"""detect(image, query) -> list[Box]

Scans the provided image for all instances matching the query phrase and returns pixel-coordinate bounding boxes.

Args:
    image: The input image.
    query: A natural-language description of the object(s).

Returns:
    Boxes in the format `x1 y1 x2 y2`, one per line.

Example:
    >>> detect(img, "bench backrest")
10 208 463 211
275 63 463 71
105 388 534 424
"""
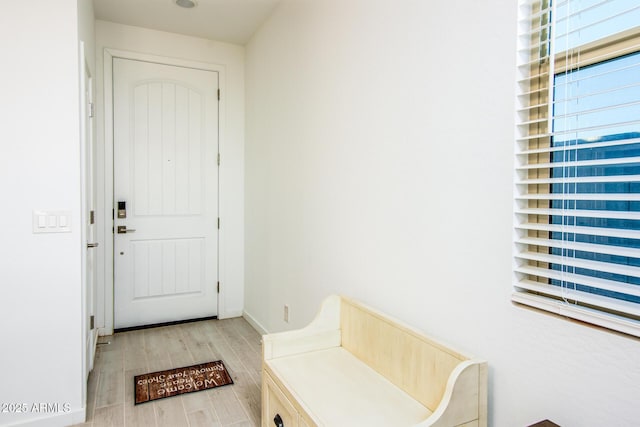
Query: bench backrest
340 297 467 412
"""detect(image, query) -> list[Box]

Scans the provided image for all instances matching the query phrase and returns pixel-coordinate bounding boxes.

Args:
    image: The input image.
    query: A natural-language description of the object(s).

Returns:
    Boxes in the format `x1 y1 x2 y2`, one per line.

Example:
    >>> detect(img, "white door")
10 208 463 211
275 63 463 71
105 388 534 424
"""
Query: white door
83 60 98 373
113 58 219 329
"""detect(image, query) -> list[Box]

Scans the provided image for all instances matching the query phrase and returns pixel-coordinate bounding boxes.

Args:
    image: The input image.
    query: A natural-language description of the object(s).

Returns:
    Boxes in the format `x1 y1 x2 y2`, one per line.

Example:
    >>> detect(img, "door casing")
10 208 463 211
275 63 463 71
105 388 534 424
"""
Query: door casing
99 49 227 335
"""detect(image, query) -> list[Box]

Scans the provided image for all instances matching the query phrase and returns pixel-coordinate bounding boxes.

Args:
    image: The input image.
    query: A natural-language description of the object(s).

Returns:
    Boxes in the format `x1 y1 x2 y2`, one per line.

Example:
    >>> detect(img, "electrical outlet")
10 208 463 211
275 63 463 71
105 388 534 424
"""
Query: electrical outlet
284 305 289 323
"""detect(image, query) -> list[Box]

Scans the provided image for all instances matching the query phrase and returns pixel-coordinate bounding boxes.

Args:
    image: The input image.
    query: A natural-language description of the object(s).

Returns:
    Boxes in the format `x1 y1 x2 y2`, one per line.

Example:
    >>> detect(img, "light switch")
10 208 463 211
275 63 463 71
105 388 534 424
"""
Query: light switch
33 210 72 233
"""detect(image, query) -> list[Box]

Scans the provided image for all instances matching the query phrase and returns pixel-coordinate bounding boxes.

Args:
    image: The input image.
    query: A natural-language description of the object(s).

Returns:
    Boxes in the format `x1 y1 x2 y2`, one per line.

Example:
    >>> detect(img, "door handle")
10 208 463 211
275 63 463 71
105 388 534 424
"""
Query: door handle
117 226 136 234
273 414 283 427
87 242 99 248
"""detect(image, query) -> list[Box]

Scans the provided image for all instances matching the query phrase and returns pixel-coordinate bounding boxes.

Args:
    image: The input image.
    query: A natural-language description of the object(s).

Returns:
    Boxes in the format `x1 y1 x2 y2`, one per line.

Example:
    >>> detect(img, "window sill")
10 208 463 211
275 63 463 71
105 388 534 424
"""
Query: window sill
512 292 640 339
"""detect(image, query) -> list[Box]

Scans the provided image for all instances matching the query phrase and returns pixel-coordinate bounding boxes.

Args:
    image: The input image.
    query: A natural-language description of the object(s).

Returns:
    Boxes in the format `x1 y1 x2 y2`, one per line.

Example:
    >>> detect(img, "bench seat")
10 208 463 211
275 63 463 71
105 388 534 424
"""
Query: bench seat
266 346 432 426
261 295 487 427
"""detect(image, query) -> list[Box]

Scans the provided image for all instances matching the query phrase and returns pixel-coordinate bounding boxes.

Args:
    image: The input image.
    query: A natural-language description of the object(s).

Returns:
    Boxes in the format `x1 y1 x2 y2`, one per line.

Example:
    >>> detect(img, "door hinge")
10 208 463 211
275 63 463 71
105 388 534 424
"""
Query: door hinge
88 102 94 118
217 218 220 229
217 89 220 101
217 153 220 166
89 210 95 225
217 281 220 293
90 315 95 330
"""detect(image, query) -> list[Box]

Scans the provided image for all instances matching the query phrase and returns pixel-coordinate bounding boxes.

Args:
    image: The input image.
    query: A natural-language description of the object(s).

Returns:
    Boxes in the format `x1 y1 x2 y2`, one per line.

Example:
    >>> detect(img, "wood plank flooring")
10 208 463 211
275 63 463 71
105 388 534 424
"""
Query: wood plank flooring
74 317 262 427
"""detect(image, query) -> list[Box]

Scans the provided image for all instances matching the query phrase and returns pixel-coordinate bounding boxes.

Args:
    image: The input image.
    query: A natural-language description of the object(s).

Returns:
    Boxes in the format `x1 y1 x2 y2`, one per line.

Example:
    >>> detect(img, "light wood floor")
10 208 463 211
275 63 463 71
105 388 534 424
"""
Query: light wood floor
74 317 263 427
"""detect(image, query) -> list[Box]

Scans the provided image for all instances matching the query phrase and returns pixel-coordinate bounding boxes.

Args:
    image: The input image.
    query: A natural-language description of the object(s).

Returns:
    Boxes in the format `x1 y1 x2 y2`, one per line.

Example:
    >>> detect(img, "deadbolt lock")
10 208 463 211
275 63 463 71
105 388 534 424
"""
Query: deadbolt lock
117 201 127 219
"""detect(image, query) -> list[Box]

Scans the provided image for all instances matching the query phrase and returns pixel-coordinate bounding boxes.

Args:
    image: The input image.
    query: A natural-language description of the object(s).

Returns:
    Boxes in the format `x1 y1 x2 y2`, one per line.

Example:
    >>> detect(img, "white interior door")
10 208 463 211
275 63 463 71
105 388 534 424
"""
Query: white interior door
83 59 98 374
113 58 219 329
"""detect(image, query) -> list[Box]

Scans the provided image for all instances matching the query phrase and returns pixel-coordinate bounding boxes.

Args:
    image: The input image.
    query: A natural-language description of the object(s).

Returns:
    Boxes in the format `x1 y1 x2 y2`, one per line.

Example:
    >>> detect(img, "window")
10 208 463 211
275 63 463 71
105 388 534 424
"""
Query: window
514 0 640 336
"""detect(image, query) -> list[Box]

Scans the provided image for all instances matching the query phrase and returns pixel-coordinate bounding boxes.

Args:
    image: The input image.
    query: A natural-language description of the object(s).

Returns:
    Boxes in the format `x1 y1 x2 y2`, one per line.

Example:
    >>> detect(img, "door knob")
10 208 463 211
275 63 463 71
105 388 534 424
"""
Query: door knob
117 226 136 234
87 242 99 248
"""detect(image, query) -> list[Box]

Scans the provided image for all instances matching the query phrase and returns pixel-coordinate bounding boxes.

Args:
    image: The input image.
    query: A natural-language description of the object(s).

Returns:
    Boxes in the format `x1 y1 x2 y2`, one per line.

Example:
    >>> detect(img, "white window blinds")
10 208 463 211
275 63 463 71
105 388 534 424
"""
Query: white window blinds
514 0 640 336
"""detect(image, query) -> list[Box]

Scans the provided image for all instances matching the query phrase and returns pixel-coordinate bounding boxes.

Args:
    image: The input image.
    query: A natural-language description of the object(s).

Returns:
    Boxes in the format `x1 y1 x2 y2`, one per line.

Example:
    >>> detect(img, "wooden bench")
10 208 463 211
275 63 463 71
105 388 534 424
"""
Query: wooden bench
261 295 488 427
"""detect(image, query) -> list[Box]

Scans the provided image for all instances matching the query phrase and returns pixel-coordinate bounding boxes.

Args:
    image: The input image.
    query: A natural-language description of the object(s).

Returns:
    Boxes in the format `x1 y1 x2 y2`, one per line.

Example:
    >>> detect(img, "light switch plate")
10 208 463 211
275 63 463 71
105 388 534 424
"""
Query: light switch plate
33 210 72 233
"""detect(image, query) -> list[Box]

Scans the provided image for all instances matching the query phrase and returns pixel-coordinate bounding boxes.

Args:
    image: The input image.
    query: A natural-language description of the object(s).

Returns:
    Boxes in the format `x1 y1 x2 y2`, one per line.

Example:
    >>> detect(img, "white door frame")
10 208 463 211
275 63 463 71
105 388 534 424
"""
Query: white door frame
100 48 227 335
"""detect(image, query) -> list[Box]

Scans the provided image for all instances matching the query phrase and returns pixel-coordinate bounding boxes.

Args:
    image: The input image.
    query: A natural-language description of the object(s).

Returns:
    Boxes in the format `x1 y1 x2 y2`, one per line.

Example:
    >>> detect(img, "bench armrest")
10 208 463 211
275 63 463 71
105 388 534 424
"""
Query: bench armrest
263 295 342 360
417 359 488 427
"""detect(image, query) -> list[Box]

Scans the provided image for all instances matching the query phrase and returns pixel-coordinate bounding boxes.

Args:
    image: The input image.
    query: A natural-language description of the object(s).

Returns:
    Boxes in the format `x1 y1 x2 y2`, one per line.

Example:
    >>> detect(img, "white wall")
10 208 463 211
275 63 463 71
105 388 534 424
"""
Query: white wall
0 0 91 425
95 21 245 328
244 1 640 426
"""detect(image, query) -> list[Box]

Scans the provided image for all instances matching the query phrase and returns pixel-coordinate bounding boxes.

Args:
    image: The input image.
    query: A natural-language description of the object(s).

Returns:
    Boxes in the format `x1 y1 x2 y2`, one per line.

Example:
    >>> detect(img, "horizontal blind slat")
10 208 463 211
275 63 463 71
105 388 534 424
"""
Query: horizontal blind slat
514 265 640 297
515 223 640 239
517 117 550 127
514 279 640 316
552 100 640 121
517 71 550 83
517 174 640 185
551 118 640 137
516 133 552 142
518 137 640 155
517 193 640 202
516 155 640 169
516 236 640 258
515 208 640 221
517 102 548 113
517 251 640 277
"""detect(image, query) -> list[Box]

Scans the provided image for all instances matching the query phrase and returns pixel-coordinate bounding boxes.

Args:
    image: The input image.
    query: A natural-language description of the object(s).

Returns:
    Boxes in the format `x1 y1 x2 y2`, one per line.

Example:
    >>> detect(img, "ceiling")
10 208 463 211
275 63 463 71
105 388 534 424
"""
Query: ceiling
93 0 281 45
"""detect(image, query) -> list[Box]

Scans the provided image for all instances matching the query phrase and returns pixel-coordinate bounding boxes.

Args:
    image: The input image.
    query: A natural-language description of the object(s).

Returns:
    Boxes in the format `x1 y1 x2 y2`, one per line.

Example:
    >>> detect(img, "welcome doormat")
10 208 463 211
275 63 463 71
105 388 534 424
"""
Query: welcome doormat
134 360 233 404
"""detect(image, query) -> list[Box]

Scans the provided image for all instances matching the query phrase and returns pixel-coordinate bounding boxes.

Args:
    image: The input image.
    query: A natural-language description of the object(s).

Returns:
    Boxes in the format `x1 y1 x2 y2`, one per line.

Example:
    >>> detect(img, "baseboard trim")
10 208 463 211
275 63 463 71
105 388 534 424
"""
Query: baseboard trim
218 310 243 320
243 310 268 335
6 407 85 427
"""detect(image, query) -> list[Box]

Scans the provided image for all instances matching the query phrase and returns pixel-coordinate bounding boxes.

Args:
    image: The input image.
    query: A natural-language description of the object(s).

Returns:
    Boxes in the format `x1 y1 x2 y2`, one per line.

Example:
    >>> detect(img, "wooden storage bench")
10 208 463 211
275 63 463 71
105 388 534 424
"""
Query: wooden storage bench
261 295 487 427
